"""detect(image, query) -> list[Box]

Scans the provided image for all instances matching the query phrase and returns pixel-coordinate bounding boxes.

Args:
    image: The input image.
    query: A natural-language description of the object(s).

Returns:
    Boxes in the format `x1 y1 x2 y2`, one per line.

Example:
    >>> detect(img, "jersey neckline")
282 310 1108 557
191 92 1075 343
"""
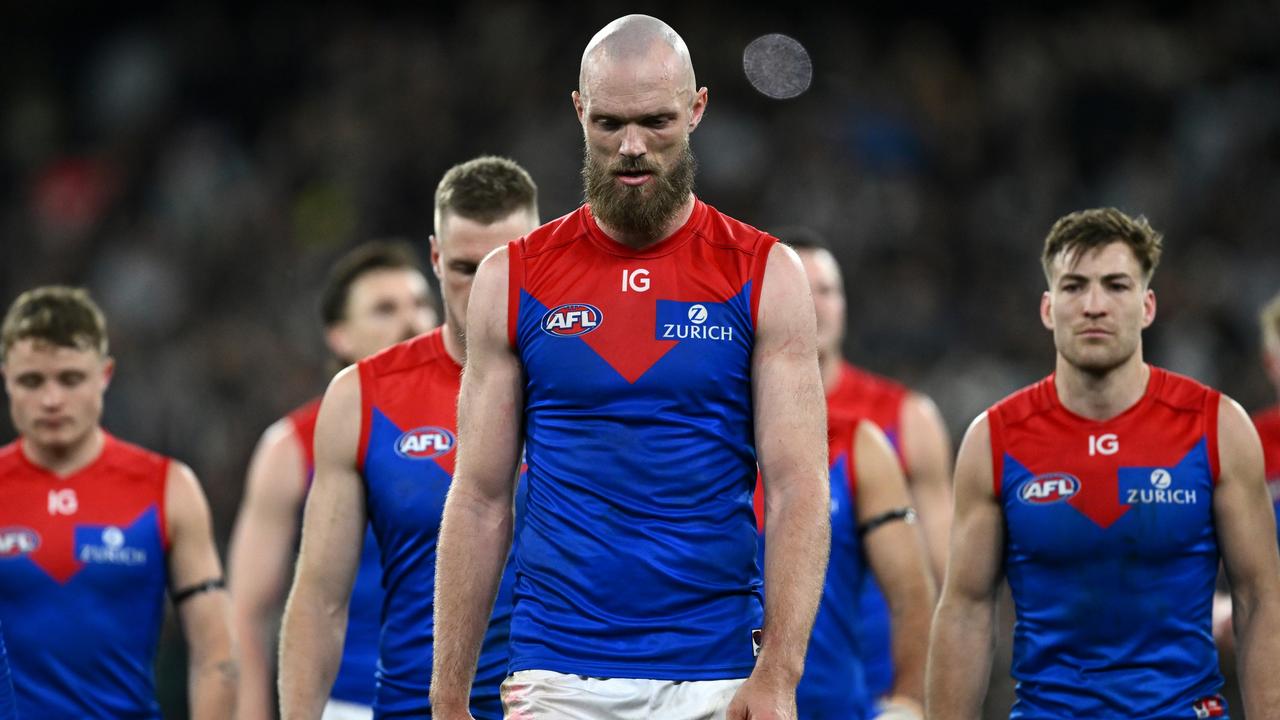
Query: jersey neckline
1043 364 1164 428
580 196 706 259
16 430 117 482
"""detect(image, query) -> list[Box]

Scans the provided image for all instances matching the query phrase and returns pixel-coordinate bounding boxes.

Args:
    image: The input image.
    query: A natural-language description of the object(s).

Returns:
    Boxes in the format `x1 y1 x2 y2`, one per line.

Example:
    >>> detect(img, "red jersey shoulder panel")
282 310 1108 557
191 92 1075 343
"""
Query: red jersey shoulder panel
357 329 458 472
285 397 323 480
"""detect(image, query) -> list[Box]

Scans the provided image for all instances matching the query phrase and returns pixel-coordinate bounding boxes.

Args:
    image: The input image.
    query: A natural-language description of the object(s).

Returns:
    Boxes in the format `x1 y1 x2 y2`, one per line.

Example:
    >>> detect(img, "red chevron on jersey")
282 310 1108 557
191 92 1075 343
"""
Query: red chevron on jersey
990 366 1220 530
509 199 772 384
357 328 460 477
0 435 168 584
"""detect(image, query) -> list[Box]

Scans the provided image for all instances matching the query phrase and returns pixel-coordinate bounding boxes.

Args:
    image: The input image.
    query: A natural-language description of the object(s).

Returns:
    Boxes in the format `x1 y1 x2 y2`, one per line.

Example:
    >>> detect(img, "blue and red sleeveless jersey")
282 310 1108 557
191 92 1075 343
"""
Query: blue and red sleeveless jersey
358 328 517 719
288 398 383 705
0 433 169 719
755 430 873 720
991 366 1227 719
0 620 15 720
1252 405 1280 548
828 362 908 698
508 199 773 679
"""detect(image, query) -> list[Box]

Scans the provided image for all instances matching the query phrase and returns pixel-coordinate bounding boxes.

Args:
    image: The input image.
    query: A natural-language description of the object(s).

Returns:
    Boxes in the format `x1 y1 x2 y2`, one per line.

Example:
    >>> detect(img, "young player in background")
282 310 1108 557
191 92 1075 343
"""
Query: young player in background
0 286 236 719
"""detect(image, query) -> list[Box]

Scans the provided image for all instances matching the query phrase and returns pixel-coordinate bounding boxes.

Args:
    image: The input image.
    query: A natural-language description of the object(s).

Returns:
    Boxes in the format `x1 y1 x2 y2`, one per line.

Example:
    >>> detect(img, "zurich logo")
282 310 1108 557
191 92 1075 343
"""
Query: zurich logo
541 303 603 337
1150 469 1172 489
1018 473 1080 505
102 526 125 549
395 426 456 460
688 304 708 324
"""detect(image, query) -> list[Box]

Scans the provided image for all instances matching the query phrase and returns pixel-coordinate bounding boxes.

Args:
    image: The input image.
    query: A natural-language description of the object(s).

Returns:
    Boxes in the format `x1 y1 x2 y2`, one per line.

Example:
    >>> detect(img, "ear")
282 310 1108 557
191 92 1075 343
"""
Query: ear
1141 288 1157 329
572 90 586 125
429 234 444 280
101 356 116 389
325 325 353 363
1040 291 1054 331
1263 347 1280 389
688 87 708 132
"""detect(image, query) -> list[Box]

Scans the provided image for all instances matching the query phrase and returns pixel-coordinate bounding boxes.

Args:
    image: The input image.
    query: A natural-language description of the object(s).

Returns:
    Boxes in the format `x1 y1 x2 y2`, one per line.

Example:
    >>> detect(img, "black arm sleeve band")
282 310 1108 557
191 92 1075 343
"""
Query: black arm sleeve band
171 578 226 605
856 507 917 538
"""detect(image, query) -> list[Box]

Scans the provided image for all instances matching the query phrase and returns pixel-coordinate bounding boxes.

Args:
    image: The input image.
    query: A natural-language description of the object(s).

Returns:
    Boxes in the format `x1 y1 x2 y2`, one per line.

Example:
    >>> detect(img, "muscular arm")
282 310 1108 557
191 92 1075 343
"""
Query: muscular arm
430 248 522 718
925 414 1003 720
1214 396 1280 718
167 462 237 720
899 393 953 580
228 421 307 720
734 243 830 717
278 368 367 720
855 420 936 712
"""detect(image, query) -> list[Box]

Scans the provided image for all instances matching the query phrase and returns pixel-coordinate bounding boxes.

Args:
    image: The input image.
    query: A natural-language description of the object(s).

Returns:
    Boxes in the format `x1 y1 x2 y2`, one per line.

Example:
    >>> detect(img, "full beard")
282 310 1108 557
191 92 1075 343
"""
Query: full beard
582 141 697 241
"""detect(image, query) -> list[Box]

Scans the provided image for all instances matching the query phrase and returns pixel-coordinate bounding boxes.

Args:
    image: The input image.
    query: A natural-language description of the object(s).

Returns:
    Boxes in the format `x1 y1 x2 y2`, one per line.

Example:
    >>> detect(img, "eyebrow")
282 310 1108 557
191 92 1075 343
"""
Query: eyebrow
1059 272 1135 284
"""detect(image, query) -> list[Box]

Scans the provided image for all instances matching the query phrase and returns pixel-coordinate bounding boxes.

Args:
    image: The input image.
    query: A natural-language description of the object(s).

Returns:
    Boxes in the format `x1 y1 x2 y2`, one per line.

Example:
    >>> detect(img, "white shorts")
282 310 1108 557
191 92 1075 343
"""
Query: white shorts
501 669 745 720
321 698 374 720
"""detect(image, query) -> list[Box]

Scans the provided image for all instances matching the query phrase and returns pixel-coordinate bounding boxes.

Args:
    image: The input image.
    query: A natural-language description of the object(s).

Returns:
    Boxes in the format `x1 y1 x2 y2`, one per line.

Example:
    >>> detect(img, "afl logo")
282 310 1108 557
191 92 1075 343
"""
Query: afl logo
1018 473 1080 505
541 303 603 337
0 527 40 557
395 426 456 460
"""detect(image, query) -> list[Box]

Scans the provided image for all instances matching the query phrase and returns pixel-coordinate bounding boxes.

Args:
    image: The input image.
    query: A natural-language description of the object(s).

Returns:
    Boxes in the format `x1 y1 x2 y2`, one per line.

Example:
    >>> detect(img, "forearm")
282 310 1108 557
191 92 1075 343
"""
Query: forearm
431 486 514 711
1233 590 1280 718
757 477 830 681
887 586 933 704
925 597 995 720
916 485 952 581
233 607 277 720
278 586 347 720
189 652 238 720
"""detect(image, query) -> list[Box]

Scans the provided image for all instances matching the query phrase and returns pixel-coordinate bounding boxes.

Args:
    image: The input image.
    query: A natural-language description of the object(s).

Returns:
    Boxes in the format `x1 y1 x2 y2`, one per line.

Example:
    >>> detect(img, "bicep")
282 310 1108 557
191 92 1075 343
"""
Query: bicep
856 422 933 595
752 243 826 492
165 463 233 653
940 414 1004 602
454 248 523 505
228 423 306 603
294 367 368 599
1214 397 1280 592
166 462 224 589
900 393 954 504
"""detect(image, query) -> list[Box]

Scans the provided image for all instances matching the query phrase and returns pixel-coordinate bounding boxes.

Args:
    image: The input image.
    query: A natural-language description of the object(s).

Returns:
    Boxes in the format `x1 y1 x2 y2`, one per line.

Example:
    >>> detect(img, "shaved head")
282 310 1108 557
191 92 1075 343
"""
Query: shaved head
579 14 696 101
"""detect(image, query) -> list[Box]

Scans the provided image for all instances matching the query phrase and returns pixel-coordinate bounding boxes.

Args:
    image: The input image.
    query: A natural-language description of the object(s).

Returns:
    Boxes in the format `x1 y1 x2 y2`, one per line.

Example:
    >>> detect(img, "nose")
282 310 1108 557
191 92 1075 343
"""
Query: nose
618 124 646 159
39 383 65 410
1081 284 1108 318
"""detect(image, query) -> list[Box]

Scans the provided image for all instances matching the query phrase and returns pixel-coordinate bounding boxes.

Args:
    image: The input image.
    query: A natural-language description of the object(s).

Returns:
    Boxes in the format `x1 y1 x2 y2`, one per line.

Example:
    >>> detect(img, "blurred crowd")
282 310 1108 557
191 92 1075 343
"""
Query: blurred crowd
3 1 1278 716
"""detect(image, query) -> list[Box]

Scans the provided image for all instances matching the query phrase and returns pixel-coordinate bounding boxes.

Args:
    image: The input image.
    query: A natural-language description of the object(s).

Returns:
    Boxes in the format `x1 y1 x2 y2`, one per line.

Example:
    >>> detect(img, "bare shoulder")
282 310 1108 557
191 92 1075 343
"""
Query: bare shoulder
1217 394 1264 473
319 365 361 422
166 459 214 539
953 412 994 495
854 418 898 465
756 242 814 337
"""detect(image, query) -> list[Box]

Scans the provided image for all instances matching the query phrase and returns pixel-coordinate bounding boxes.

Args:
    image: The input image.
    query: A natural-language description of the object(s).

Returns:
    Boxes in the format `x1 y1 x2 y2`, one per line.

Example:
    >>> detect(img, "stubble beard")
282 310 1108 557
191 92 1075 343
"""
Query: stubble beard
582 141 697 241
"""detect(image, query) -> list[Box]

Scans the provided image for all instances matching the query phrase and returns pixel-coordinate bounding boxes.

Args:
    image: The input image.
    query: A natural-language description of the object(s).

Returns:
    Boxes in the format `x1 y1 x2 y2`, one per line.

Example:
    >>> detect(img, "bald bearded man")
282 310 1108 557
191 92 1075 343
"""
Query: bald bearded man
430 14 830 720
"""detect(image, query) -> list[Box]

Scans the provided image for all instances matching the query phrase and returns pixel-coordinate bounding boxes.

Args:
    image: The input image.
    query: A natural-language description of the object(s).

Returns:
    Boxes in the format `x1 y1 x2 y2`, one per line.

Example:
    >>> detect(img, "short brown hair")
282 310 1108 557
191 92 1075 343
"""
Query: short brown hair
434 156 538 228
1261 291 1280 349
1 286 109 359
1041 207 1163 285
320 240 425 327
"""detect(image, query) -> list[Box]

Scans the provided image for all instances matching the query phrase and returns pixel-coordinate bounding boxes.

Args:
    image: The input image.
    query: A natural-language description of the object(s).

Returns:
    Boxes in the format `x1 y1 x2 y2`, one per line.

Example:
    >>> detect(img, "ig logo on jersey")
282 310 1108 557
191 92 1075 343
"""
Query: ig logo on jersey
395 426 456 460
1018 473 1080 505
541 303 603 337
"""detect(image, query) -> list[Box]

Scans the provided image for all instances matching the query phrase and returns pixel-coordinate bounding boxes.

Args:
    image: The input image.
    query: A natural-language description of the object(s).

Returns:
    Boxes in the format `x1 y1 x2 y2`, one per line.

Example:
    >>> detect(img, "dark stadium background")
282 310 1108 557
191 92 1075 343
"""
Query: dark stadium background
3 1 1277 717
